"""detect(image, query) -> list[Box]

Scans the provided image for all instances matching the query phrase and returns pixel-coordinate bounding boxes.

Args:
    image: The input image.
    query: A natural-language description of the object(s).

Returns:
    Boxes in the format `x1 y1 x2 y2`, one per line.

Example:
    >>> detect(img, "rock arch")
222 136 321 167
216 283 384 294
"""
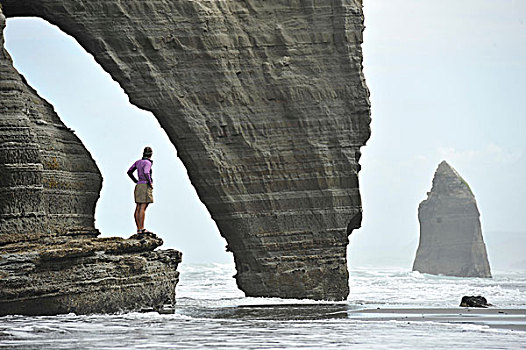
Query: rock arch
0 0 371 300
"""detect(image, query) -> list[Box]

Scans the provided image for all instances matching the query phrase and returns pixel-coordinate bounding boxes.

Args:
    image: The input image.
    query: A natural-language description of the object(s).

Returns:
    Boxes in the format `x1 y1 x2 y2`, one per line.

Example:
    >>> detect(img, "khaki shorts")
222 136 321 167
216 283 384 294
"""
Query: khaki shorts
134 183 154 203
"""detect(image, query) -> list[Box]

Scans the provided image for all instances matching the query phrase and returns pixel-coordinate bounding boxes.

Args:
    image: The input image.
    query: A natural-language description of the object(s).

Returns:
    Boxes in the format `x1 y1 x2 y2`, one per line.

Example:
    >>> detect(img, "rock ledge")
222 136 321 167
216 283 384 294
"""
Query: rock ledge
0 232 181 316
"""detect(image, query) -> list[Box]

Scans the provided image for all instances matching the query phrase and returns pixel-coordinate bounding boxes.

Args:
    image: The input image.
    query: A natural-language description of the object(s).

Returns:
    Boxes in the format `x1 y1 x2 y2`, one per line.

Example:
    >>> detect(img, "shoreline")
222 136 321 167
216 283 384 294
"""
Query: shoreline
348 307 526 331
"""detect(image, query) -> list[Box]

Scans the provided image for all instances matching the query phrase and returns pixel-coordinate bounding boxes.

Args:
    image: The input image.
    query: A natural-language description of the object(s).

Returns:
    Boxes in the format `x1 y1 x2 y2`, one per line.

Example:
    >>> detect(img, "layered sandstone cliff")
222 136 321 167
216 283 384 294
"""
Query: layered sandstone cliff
0 13 101 239
0 8 181 315
413 161 492 278
1 0 371 300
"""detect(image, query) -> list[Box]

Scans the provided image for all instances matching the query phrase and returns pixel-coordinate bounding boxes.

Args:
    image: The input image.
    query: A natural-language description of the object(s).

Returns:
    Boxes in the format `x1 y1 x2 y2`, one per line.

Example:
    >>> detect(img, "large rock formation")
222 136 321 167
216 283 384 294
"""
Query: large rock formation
413 161 492 278
0 8 182 315
0 0 371 301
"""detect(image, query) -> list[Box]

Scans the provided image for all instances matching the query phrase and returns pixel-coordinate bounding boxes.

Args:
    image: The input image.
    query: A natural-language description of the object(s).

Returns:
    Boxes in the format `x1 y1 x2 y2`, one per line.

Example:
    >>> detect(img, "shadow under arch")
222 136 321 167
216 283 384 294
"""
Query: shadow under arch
4 17 232 264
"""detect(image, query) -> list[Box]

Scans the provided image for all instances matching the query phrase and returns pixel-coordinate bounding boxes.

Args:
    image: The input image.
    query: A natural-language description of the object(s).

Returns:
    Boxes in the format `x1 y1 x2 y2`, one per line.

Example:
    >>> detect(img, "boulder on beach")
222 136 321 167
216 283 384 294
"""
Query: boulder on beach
460 295 492 308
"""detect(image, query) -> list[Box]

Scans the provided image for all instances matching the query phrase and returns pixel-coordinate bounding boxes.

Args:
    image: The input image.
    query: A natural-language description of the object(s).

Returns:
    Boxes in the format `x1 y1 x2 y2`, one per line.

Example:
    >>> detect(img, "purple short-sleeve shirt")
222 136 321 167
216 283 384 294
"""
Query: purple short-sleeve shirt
128 159 153 184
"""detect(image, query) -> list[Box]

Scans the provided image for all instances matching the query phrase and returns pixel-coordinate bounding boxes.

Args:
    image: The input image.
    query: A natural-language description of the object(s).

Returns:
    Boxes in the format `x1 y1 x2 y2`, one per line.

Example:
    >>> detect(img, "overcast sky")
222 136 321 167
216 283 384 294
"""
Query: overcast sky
4 0 526 269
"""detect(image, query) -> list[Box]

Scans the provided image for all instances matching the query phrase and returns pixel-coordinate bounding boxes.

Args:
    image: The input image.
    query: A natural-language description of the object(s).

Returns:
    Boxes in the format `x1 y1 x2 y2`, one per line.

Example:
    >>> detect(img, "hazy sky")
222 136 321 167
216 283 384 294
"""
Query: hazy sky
4 0 526 269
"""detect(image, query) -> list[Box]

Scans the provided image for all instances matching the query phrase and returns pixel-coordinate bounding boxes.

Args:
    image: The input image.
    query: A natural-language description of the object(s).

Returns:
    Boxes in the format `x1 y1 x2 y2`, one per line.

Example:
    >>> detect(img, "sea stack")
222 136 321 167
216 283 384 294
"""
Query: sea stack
413 161 492 278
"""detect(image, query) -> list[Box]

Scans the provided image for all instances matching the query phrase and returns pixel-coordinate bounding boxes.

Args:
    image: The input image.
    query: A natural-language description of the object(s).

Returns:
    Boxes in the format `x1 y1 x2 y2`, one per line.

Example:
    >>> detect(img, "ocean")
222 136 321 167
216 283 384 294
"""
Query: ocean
1 263 525 349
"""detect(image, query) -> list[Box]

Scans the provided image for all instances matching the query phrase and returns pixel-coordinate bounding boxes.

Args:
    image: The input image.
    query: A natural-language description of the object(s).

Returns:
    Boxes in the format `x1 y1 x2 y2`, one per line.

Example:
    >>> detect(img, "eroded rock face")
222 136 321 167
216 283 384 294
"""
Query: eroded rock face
0 10 101 239
413 161 492 278
1 0 371 300
0 9 181 315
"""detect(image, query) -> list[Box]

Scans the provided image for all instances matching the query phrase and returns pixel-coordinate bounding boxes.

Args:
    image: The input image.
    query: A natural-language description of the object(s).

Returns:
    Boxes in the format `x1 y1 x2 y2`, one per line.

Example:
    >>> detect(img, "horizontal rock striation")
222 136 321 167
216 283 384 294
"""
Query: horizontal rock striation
1 0 371 300
413 161 492 278
0 9 181 315
0 11 101 238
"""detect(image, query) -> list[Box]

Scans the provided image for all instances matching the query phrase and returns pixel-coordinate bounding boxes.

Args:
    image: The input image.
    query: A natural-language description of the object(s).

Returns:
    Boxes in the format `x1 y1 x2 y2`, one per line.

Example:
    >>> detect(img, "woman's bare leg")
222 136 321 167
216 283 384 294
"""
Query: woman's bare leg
134 204 141 231
138 203 149 230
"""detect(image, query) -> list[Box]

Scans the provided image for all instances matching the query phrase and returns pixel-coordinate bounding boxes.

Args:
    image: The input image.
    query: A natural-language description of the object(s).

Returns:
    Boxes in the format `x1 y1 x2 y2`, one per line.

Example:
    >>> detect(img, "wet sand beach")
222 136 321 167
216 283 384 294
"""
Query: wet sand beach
348 307 526 331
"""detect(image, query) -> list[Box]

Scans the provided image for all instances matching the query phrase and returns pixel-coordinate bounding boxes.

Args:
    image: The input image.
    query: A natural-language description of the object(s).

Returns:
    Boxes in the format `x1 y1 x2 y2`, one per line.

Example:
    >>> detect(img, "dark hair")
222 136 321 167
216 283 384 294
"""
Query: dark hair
143 146 153 158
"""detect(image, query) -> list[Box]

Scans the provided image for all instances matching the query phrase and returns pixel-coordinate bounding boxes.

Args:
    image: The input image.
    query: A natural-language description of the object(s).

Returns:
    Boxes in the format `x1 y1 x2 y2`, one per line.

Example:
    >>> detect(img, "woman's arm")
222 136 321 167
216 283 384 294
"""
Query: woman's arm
127 163 138 183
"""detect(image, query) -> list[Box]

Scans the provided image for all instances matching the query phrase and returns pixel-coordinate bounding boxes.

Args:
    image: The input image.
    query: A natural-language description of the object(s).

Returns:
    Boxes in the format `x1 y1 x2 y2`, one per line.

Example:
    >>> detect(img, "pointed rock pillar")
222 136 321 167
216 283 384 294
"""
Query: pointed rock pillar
413 161 492 278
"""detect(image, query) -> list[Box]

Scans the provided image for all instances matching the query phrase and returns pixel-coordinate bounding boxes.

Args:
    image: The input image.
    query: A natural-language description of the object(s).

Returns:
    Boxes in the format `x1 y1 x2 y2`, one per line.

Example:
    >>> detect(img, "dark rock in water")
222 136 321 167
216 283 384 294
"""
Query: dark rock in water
460 296 492 308
0 0 371 301
0 10 181 316
413 161 492 278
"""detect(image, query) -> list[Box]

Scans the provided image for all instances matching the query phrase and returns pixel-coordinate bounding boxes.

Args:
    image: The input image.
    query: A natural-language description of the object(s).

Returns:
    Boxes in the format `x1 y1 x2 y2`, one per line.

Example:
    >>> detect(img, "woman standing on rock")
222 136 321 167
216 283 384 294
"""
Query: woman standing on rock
127 147 154 234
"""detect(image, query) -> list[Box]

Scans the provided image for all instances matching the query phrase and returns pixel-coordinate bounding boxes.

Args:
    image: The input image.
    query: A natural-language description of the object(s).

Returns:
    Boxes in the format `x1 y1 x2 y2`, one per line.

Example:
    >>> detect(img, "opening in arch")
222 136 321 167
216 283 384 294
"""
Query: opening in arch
4 17 232 264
